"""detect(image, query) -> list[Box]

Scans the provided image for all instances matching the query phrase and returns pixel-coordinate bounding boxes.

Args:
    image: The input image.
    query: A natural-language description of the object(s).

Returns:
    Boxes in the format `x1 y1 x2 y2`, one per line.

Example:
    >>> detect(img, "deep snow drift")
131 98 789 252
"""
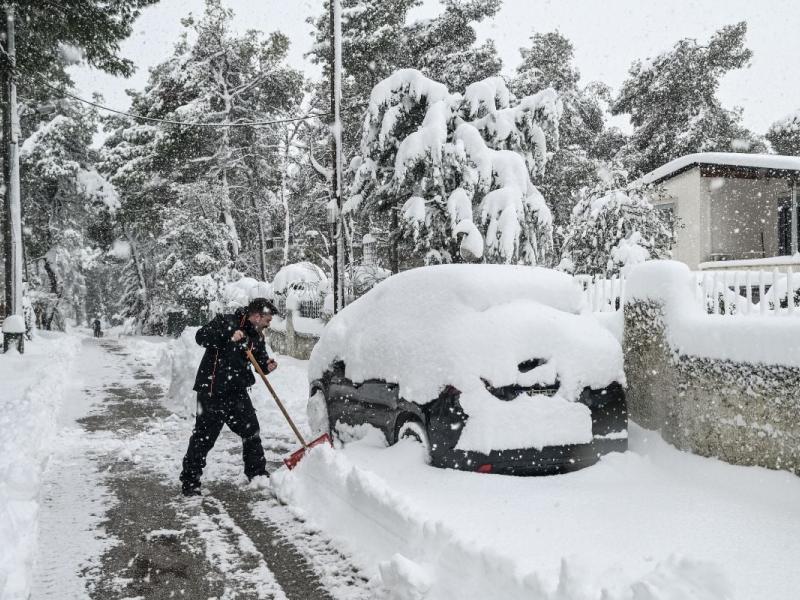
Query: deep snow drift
273 424 800 600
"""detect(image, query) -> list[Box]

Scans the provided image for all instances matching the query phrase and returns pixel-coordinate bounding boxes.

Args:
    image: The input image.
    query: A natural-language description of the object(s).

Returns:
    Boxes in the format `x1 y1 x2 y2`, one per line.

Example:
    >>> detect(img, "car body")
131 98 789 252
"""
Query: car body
307 264 627 475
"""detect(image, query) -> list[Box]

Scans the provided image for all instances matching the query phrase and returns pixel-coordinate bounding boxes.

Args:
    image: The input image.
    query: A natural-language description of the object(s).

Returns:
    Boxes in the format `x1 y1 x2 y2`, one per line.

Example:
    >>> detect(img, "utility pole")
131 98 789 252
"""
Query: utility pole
3 3 22 321
329 0 345 313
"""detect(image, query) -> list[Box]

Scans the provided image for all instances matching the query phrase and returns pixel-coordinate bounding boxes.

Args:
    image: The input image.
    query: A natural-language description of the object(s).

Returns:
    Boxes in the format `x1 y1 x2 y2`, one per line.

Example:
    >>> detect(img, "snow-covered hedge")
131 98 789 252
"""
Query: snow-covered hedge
624 260 800 474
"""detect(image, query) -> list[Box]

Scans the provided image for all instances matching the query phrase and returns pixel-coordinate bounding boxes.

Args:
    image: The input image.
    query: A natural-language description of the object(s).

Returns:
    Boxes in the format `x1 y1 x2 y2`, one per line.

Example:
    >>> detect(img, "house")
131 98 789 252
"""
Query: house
640 153 800 270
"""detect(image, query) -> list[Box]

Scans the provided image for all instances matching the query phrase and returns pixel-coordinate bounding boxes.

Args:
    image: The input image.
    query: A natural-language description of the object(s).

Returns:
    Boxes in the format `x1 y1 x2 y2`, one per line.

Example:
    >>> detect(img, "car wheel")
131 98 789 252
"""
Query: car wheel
396 419 432 465
307 388 330 439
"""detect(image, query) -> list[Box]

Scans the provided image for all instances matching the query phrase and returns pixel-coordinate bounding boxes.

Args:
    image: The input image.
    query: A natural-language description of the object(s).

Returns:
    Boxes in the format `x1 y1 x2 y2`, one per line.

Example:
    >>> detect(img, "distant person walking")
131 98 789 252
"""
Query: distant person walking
180 298 278 496
93 318 102 338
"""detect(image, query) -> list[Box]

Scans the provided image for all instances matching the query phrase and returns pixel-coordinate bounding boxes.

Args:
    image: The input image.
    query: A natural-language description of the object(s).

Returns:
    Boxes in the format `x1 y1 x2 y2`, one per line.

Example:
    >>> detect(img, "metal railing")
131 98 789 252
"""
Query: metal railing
273 291 326 320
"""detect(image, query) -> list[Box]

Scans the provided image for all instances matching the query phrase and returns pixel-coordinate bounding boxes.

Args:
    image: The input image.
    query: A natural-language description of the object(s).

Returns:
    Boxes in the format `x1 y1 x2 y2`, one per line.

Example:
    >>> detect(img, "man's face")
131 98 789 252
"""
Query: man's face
249 311 272 331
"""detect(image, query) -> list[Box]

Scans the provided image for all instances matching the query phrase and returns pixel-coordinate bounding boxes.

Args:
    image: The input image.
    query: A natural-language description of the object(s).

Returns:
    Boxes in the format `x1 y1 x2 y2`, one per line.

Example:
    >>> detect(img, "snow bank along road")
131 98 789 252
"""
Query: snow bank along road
12 332 377 600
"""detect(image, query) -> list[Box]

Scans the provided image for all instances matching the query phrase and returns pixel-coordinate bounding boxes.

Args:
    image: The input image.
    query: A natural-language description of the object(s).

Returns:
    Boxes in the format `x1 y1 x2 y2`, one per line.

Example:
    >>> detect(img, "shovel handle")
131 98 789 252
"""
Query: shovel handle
245 349 308 447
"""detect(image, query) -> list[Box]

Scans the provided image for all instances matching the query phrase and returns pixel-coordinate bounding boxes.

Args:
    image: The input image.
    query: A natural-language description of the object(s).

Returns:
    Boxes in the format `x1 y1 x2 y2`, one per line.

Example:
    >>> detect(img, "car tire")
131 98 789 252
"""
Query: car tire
395 418 432 465
307 388 330 439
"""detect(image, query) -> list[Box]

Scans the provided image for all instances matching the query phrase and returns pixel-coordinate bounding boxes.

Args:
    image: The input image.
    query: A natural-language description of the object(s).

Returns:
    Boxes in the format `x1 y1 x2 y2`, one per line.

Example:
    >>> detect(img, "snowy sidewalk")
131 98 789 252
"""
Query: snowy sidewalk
18 333 376 600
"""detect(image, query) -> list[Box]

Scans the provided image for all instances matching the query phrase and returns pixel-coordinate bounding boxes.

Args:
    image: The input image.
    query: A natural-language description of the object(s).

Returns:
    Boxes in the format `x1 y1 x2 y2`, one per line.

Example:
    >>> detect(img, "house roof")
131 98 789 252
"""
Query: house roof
639 152 800 185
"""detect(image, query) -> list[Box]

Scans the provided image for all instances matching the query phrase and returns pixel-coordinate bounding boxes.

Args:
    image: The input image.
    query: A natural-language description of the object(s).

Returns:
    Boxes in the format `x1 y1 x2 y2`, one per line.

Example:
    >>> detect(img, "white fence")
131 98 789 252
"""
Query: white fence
575 275 626 313
695 268 800 316
579 267 800 317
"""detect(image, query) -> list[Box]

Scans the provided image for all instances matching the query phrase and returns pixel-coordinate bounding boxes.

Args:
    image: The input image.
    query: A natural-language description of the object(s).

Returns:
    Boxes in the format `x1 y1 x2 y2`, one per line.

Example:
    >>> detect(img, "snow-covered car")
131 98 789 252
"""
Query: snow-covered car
307 265 627 475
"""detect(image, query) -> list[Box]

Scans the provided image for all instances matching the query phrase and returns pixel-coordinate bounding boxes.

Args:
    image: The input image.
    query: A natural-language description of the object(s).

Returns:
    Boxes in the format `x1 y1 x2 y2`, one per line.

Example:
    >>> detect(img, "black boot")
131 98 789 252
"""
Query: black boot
181 480 201 497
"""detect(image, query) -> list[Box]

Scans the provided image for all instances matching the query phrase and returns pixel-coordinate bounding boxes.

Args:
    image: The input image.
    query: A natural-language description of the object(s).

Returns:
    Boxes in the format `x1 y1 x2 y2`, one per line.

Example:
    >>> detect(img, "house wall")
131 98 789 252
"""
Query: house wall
655 168 706 269
707 177 790 259
655 169 795 269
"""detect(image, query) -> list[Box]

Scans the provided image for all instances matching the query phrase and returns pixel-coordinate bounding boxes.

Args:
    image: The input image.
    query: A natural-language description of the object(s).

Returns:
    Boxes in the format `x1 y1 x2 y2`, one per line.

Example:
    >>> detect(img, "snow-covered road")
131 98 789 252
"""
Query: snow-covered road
5 331 800 600
6 332 377 600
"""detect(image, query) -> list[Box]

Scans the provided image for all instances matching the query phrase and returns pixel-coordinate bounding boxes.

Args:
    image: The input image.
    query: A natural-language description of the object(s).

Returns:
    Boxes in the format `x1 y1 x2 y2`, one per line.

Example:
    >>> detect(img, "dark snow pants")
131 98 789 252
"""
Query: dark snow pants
180 389 267 489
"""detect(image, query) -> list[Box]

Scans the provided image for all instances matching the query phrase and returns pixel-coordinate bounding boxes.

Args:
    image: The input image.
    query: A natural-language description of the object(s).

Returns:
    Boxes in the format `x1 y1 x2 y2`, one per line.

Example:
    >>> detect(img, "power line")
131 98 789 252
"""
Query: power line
31 76 330 128
1 43 370 129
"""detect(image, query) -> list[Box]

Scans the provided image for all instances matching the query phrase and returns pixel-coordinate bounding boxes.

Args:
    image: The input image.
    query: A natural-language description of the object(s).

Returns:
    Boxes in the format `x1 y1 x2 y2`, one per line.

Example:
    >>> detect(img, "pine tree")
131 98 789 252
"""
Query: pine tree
348 69 561 268
98 0 304 331
21 99 117 329
303 0 504 274
767 111 800 156
512 31 617 249
612 22 765 177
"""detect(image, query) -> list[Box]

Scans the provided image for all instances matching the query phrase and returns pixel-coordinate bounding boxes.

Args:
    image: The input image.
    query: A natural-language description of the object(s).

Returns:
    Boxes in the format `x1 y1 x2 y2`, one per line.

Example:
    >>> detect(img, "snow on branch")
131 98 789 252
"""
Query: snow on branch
348 69 561 266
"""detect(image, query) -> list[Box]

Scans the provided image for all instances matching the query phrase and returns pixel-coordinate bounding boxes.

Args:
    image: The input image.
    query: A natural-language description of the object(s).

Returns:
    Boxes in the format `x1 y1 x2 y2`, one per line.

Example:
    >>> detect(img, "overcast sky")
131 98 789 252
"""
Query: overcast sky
70 0 800 134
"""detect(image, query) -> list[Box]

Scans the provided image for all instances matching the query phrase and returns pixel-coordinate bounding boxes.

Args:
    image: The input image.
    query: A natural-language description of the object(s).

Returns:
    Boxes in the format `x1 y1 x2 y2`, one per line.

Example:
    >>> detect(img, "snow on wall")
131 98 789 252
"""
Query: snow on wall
626 260 800 367
624 260 800 474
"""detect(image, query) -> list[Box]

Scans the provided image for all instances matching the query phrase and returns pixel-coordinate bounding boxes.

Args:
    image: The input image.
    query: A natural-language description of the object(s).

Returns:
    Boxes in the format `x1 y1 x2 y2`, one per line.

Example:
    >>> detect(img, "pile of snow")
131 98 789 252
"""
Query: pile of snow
272 262 328 296
310 265 623 452
627 260 800 366
2 315 25 334
272 420 796 599
157 327 205 416
0 333 80 599
220 277 273 309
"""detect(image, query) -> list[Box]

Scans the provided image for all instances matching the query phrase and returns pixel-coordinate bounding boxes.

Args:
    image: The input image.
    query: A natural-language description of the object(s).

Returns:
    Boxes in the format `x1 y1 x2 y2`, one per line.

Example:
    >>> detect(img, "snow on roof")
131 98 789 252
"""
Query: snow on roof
309 265 624 413
640 153 800 185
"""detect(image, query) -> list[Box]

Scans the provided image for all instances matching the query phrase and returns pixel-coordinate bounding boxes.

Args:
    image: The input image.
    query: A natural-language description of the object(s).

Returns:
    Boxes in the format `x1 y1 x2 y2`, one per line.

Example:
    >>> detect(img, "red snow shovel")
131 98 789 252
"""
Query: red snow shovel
245 349 332 469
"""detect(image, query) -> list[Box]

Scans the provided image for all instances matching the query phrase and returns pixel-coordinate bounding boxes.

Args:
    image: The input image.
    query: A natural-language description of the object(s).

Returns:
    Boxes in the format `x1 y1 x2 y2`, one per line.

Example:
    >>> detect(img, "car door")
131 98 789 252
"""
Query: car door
353 380 399 433
327 374 399 438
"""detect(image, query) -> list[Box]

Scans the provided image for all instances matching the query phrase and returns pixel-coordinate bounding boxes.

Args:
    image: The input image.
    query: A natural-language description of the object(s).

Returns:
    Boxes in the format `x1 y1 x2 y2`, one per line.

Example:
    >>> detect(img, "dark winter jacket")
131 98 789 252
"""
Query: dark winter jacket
192 308 272 396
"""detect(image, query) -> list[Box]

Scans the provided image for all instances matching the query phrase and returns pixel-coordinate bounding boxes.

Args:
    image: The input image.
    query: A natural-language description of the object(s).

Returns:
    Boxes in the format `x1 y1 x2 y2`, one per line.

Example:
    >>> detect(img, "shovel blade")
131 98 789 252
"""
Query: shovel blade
283 433 333 470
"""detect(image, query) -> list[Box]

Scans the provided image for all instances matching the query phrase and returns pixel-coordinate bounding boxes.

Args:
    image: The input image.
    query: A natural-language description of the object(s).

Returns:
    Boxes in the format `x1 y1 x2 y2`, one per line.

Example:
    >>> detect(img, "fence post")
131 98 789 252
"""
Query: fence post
789 266 794 316
286 303 296 356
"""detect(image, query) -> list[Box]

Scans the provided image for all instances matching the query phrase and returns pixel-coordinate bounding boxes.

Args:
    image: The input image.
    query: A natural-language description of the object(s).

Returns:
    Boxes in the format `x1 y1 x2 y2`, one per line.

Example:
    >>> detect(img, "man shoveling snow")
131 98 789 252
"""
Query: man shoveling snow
179 298 278 496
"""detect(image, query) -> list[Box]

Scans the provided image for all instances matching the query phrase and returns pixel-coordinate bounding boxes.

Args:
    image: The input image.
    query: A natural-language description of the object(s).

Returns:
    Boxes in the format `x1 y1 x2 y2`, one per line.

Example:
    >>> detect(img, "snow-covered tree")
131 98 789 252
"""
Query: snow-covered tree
560 176 675 277
21 100 118 329
302 0 504 274
612 22 765 177
347 69 561 267
512 31 620 249
98 0 305 331
767 111 800 156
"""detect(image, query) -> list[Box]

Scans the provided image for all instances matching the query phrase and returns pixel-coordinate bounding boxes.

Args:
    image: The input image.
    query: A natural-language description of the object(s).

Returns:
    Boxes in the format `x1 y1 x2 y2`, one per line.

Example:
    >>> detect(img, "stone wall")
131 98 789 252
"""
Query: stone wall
624 292 800 475
267 310 320 360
